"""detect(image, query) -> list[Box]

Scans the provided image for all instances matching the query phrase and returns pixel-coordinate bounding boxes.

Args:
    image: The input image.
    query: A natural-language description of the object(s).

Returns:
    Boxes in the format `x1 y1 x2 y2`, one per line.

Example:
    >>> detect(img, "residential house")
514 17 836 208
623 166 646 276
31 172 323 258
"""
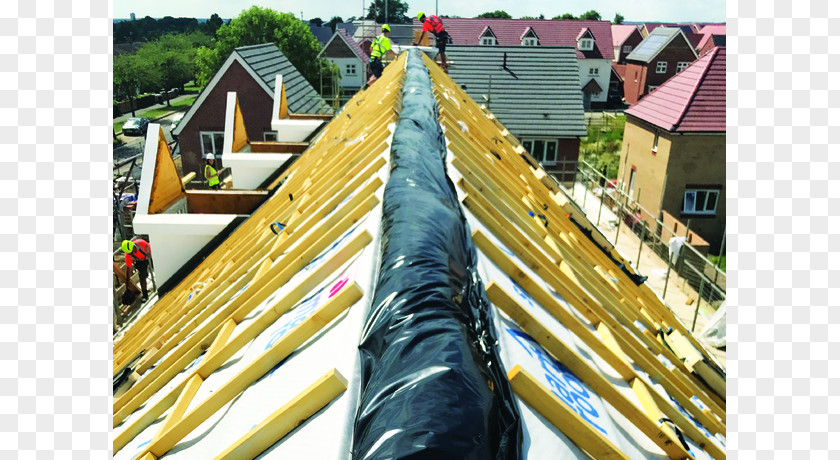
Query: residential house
695 24 726 56
419 18 614 109
338 21 414 52
611 24 644 64
619 47 726 252
318 29 369 103
172 44 332 178
623 27 698 104
446 46 587 183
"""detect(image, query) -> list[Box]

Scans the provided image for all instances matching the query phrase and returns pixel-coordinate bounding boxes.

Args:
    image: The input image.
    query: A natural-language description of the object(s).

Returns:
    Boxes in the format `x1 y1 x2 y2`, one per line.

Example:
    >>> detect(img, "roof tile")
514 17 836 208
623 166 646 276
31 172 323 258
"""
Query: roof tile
416 18 614 60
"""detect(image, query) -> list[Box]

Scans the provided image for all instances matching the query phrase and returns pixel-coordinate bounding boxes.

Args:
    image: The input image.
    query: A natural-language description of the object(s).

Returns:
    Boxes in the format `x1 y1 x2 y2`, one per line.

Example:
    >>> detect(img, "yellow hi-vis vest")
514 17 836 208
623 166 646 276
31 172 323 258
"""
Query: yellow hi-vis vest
371 35 391 59
205 164 219 187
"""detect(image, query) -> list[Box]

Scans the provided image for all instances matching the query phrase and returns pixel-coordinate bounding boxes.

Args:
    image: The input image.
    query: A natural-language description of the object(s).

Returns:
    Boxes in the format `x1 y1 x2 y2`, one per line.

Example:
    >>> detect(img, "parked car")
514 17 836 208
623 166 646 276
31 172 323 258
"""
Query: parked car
169 112 185 139
122 117 150 136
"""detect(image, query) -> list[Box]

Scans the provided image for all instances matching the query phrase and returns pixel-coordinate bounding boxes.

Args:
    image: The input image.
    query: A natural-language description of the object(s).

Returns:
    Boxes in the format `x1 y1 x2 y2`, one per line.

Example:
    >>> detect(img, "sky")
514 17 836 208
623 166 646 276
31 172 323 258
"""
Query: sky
112 0 726 24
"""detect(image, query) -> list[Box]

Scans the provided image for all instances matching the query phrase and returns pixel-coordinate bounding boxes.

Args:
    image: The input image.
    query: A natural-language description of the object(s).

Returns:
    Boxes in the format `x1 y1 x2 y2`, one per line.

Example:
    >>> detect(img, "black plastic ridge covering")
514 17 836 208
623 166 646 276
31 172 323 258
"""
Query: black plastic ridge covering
353 50 522 459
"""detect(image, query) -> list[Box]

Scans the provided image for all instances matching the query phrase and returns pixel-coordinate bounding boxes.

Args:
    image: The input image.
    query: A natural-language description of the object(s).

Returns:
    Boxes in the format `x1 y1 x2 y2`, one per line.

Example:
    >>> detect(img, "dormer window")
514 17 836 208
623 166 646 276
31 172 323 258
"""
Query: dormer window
480 27 497 46
521 28 539 46
578 38 594 50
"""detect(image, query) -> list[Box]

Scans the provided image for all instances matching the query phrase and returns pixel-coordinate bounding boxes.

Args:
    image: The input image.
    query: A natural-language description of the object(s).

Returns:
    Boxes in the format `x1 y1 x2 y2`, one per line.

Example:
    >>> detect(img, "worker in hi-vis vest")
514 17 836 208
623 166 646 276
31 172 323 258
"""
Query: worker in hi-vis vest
369 24 396 82
414 12 451 70
204 153 221 190
121 238 151 302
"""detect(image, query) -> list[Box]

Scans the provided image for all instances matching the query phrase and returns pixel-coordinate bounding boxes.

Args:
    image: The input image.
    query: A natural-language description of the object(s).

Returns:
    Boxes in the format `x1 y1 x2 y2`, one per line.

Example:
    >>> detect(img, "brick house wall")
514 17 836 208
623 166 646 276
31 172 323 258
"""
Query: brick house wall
619 115 725 252
623 39 697 104
179 60 275 177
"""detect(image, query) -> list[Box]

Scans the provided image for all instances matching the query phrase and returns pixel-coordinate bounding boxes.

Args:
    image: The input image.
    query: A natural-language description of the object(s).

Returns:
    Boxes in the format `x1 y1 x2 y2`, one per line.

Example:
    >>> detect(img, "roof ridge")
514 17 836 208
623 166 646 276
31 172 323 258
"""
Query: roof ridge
671 46 719 130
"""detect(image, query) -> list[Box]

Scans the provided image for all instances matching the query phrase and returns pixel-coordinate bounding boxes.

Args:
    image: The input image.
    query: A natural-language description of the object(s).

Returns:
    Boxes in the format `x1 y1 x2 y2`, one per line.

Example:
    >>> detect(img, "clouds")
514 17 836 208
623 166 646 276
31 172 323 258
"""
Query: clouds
114 0 725 24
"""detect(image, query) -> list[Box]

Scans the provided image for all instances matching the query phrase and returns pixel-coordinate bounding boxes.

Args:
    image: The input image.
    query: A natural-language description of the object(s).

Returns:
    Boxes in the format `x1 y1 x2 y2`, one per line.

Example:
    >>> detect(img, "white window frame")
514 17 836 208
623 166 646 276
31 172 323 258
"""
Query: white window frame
264 132 278 142
648 85 659 93
200 131 225 157
622 45 633 53
521 139 558 165
655 61 667 73
588 67 599 76
578 38 594 50
345 64 357 75
683 189 720 215
676 61 690 73
522 37 538 46
481 36 497 46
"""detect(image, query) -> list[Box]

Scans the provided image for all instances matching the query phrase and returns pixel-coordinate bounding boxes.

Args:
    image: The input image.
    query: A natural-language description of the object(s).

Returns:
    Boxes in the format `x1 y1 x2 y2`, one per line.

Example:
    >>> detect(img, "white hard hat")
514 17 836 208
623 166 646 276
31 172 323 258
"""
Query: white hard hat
205 153 215 160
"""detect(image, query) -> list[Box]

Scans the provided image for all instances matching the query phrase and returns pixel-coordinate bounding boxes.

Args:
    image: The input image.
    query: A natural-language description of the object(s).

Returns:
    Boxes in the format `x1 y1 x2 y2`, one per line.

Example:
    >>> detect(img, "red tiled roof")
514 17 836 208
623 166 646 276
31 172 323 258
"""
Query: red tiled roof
698 24 726 35
625 47 725 132
338 29 369 62
611 24 640 46
415 18 614 60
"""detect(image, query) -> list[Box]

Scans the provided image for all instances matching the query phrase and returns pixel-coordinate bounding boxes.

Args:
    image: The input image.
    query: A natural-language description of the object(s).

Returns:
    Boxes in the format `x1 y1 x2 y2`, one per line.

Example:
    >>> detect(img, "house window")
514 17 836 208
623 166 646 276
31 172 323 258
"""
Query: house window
345 64 357 75
655 61 667 73
648 85 659 93
588 67 599 76
522 37 538 46
623 45 633 53
481 37 497 45
578 38 594 50
676 61 690 73
683 189 720 215
200 131 225 157
522 139 558 165
264 132 278 142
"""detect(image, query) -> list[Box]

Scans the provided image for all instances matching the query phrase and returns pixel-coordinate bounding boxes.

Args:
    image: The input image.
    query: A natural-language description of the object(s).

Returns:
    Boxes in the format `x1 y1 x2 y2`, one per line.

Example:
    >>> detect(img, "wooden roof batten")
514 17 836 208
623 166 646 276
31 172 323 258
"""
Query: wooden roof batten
112 50 724 460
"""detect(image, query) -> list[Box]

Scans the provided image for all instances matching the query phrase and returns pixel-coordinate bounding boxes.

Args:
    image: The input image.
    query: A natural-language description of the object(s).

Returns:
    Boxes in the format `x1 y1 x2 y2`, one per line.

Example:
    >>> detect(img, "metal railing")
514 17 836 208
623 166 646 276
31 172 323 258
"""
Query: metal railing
567 160 726 330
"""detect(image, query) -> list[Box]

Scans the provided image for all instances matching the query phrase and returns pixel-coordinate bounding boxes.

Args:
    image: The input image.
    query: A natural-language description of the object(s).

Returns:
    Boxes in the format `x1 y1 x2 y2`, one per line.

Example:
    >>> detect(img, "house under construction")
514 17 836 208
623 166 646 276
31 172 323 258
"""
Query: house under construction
112 50 725 460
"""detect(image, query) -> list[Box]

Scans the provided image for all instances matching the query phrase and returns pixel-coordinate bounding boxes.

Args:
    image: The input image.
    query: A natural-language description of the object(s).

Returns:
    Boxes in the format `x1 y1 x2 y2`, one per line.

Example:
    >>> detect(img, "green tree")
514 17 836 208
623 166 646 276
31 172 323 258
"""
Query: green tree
195 6 324 88
365 0 411 24
613 13 624 24
114 54 141 116
579 10 602 20
204 13 224 35
309 17 324 27
327 16 343 33
553 13 577 20
476 10 512 19
520 14 546 20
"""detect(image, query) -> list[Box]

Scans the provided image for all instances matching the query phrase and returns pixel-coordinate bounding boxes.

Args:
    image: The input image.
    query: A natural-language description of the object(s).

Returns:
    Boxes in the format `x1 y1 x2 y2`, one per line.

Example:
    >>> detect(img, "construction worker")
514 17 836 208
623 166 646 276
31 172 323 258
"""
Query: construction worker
414 12 451 70
205 153 221 190
121 238 152 302
369 24 396 81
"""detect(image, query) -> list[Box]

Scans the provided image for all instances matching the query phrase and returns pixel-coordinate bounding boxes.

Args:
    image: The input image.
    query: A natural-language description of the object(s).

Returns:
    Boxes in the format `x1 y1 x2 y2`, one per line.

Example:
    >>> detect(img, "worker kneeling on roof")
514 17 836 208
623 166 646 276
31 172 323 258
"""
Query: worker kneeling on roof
369 24 396 81
122 238 152 302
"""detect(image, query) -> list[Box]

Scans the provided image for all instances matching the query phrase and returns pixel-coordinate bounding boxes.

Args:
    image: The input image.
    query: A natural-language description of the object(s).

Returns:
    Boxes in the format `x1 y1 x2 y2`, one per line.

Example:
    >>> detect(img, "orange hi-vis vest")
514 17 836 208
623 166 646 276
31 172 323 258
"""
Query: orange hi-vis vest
423 15 445 35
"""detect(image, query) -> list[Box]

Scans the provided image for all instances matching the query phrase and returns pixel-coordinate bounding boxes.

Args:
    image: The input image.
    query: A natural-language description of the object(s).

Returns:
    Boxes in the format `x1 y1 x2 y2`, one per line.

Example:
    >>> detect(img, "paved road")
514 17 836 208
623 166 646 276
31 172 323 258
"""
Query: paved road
114 111 183 163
